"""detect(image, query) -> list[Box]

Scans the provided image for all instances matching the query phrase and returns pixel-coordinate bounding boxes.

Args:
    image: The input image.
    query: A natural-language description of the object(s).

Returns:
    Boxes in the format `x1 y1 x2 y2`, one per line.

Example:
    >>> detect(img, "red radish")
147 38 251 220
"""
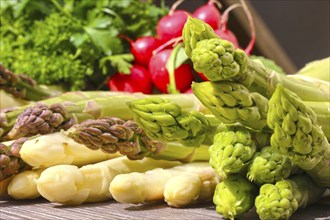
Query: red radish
192 0 222 30
196 71 209 81
118 35 161 67
214 28 240 49
156 0 189 43
130 36 162 67
108 64 153 94
149 49 194 94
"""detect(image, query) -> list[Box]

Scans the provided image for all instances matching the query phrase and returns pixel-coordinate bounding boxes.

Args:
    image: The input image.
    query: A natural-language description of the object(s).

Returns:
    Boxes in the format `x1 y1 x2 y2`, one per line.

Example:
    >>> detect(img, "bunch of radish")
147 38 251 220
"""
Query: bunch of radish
108 0 255 94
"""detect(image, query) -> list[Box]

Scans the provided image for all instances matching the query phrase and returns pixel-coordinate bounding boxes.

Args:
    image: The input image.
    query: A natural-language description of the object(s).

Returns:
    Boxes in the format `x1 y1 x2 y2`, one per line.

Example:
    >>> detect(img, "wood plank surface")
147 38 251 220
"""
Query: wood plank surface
1 196 329 220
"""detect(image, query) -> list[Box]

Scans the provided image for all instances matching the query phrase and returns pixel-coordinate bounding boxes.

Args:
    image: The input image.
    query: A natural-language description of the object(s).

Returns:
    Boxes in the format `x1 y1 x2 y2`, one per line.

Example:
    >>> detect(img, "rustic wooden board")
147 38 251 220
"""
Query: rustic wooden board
1 196 329 220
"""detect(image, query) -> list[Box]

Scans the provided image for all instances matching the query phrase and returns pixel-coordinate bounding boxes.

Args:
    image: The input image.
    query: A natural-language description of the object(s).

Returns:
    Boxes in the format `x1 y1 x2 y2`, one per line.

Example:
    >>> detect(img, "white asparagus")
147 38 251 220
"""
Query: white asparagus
164 167 218 207
20 132 121 168
35 157 181 205
7 169 44 199
109 162 213 204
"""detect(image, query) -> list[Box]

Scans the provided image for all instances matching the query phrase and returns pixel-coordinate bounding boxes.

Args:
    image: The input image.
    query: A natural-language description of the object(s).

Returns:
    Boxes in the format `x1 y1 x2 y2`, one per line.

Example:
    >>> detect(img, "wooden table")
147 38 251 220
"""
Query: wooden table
1 196 329 220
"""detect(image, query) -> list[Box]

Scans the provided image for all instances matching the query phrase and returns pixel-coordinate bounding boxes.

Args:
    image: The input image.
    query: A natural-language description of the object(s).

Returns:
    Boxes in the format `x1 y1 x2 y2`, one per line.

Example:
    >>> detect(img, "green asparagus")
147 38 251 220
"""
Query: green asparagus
66 117 210 161
0 91 135 139
182 16 329 102
128 97 220 147
268 84 330 187
213 174 258 220
209 126 260 180
247 146 293 185
0 64 62 101
294 57 330 82
192 81 269 130
255 173 327 220
4 93 205 140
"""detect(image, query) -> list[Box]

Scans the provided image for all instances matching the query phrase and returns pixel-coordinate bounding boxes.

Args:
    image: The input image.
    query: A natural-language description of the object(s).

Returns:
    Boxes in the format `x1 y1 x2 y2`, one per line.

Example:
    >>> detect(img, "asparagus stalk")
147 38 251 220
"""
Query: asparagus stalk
294 56 330 82
66 117 210 161
127 97 220 147
4 93 204 140
0 138 30 181
267 84 330 187
192 81 269 130
164 166 217 208
255 173 327 220
7 169 44 199
35 157 181 205
109 162 212 204
0 90 30 109
182 16 329 102
247 146 293 185
19 132 121 168
213 174 258 220
209 126 269 180
0 64 62 101
0 91 136 139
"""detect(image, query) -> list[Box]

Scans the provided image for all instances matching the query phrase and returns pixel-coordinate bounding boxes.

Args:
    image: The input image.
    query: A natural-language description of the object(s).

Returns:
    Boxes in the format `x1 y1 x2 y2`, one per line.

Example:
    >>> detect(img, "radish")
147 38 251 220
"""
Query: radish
192 0 222 30
214 0 255 54
118 35 161 68
156 0 189 43
149 49 194 94
130 36 162 67
108 64 153 94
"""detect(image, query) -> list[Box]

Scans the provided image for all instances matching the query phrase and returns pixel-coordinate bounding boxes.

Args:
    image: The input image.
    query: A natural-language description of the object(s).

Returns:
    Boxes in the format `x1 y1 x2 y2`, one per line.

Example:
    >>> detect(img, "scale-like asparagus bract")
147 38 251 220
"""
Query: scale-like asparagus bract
128 97 219 147
213 174 258 220
66 116 210 161
267 84 330 187
0 138 30 181
247 146 293 185
182 16 329 102
192 81 268 130
209 126 257 180
0 64 61 101
255 173 327 220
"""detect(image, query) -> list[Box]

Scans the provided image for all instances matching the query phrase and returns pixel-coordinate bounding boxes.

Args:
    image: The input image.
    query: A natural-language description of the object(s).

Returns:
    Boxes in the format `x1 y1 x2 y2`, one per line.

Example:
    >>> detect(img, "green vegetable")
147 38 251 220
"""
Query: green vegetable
247 146 293 185
255 173 327 220
209 126 260 180
0 91 132 140
128 97 220 147
0 64 62 101
182 16 329 102
267 84 330 187
66 116 210 162
294 57 330 82
0 0 168 91
213 174 258 220
192 81 269 130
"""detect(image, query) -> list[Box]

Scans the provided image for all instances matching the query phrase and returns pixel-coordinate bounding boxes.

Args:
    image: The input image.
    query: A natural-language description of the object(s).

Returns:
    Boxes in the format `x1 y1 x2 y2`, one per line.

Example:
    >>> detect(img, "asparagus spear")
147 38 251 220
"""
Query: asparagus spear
164 166 217 208
4 93 204 140
66 117 210 161
0 138 30 181
192 81 269 130
267 84 330 187
247 146 293 185
213 174 258 220
35 157 181 205
209 126 268 180
127 97 220 147
0 64 62 101
182 16 329 102
109 162 212 204
7 169 44 199
255 173 327 220
19 132 120 168
0 91 135 139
